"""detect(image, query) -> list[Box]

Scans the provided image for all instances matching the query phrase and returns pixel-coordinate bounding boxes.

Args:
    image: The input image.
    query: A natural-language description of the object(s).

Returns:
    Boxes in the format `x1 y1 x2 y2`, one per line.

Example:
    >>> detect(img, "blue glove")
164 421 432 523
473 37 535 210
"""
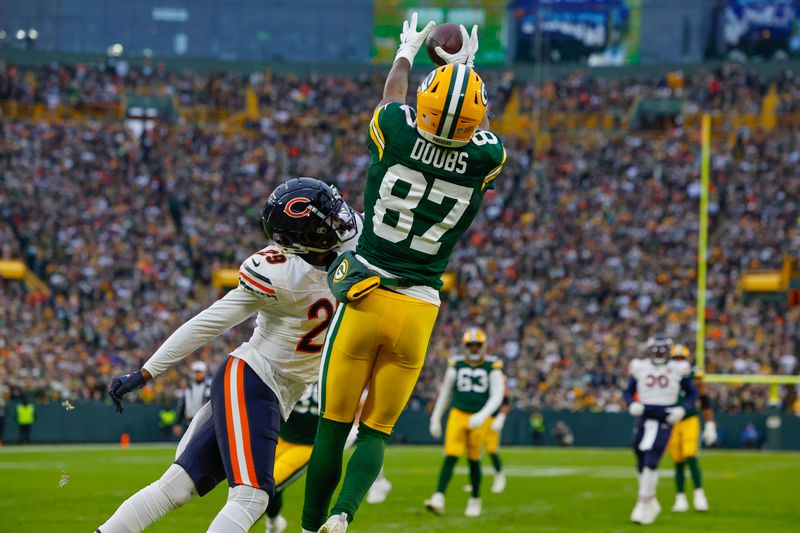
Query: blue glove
109 371 146 413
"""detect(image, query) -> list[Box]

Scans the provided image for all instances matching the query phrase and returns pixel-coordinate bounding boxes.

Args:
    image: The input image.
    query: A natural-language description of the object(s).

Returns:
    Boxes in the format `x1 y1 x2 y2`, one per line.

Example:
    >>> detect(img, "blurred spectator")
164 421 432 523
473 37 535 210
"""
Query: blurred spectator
158 399 178 442
0 380 7 445
740 422 762 449
15 395 35 444
553 420 574 447
530 410 545 445
176 361 212 426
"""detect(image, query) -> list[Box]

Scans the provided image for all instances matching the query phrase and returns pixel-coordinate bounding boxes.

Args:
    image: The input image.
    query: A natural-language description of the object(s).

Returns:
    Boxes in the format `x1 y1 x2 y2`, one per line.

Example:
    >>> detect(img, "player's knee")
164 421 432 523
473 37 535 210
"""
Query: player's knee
156 464 197 508
228 484 269 520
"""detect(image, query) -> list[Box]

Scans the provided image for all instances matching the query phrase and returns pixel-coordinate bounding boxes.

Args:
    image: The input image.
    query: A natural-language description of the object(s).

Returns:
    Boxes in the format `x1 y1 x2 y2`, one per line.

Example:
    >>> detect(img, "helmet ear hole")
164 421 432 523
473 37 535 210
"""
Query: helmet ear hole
431 82 439 93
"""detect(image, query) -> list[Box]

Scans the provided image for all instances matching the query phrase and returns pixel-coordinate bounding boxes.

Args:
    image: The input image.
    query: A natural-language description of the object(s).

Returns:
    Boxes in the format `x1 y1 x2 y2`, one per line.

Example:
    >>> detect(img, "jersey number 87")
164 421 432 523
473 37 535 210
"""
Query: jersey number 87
372 164 472 255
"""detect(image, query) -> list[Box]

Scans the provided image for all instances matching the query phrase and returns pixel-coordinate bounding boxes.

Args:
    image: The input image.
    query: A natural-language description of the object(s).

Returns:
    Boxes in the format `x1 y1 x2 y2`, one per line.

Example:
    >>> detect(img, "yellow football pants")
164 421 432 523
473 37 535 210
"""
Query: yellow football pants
274 437 313 491
484 416 500 454
320 288 439 435
668 415 700 463
445 408 491 461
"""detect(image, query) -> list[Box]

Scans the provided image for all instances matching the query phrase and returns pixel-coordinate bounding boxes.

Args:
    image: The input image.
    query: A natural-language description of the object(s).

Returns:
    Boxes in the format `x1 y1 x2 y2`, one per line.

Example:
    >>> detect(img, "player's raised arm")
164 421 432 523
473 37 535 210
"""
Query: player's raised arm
378 12 435 107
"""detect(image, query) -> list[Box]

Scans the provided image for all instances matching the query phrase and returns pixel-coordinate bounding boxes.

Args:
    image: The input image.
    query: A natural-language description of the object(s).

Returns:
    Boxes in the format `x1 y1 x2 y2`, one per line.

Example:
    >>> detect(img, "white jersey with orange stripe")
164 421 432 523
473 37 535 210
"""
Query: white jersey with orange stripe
142 220 361 420
230 246 337 417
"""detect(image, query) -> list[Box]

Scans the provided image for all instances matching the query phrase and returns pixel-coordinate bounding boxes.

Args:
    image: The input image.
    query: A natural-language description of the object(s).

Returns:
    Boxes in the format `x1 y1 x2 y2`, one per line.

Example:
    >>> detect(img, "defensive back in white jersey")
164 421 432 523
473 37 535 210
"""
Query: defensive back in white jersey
233 247 335 401
628 357 692 406
142 215 361 420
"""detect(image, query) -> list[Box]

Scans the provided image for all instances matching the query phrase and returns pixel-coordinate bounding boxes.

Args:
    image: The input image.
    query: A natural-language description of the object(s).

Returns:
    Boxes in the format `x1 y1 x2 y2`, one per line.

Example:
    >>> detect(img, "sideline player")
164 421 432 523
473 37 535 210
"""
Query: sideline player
624 336 698 525
425 328 504 517
301 13 506 533
667 344 717 512
96 178 359 533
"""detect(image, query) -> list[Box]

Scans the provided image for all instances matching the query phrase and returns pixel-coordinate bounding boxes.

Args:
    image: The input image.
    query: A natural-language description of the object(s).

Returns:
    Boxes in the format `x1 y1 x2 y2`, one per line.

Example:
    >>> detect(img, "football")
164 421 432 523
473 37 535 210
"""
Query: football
426 23 462 66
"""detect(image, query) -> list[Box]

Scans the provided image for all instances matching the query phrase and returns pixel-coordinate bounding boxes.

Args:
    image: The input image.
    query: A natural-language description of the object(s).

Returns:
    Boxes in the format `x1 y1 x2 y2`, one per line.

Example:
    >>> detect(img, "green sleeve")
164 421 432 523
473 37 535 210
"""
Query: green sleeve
368 102 407 159
481 135 507 191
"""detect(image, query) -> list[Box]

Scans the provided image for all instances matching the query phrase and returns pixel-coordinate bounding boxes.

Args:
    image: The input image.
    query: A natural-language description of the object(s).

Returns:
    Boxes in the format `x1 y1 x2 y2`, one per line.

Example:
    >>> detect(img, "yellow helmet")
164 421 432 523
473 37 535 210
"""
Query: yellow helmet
462 327 487 360
416 64 487 148
670 344 690 359
462 327 487 346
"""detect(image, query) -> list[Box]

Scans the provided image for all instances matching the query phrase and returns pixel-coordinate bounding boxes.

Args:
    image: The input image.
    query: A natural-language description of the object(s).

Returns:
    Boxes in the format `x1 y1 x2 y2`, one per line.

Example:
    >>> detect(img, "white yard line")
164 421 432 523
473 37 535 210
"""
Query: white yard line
0 443 177 454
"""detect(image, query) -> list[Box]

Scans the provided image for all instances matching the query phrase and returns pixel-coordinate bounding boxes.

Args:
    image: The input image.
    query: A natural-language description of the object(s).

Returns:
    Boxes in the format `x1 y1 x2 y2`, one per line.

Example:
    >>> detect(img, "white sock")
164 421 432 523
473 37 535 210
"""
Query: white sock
207 485 269 533
375 467 385 482
344 424 359 450
638 467 659 500
98 464 196 533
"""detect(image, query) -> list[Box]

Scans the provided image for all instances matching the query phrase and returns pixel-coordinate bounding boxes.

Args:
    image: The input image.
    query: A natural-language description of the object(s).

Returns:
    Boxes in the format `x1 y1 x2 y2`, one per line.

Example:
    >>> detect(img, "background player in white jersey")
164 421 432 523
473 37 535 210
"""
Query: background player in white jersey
96 178 359 533
623 335 697 525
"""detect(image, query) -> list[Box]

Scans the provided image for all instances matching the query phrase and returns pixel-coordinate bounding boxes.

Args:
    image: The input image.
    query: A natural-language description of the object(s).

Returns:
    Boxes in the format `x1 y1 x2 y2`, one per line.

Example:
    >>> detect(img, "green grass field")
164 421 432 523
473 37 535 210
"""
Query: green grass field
0 444 797 532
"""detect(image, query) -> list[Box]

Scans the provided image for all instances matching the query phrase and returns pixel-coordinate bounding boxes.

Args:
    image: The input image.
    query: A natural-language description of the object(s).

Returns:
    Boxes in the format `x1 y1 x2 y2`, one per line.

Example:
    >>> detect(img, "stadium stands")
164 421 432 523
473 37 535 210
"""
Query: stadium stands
1 61 798 414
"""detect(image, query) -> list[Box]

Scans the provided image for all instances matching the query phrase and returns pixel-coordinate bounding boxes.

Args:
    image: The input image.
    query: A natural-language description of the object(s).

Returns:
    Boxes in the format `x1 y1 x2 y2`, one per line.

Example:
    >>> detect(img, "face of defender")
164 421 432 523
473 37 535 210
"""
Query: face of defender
648 343 670 365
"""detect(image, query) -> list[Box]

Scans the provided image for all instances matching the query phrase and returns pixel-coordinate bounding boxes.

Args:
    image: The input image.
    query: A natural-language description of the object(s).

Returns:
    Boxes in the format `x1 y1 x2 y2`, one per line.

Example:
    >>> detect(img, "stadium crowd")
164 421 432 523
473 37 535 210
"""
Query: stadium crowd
1 61 799 417
516 62 800 115
4 59 799 116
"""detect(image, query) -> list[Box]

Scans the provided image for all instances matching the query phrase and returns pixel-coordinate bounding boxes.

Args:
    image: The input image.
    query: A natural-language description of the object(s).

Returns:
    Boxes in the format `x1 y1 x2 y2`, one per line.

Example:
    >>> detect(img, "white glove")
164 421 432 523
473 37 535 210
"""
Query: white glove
468 413 487 430
395 12 436 68
429 418 442 440
435 24 479 68
490 412 506 433
665 406 686 425
702 421 718 446
628 401 644 417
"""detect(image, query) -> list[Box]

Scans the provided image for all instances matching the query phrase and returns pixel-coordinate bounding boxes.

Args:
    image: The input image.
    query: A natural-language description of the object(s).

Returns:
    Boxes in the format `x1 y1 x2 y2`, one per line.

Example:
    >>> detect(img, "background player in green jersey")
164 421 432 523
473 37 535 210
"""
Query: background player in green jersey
666 344 718 513
301 13 507 533
426 327 505 518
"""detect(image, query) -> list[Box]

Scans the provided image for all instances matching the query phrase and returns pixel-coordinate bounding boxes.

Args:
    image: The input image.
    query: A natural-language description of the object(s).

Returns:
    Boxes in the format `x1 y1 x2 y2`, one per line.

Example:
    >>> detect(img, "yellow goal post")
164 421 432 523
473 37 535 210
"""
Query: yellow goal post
695 113 799 397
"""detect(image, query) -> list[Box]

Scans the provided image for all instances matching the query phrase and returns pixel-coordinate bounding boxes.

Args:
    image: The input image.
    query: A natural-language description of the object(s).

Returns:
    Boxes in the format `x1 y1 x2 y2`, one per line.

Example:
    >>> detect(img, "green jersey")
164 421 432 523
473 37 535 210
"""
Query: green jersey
450 355 504 413
358 102 507 289
680 369 699 419
279 384 319 445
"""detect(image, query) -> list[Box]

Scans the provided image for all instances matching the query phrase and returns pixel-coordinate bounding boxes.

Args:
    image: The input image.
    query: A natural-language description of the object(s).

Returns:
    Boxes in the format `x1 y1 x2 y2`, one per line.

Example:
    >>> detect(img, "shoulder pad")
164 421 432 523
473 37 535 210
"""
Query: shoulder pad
491 358 504 370
448 356 462 367
628 358 643 375
238 248 287 300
